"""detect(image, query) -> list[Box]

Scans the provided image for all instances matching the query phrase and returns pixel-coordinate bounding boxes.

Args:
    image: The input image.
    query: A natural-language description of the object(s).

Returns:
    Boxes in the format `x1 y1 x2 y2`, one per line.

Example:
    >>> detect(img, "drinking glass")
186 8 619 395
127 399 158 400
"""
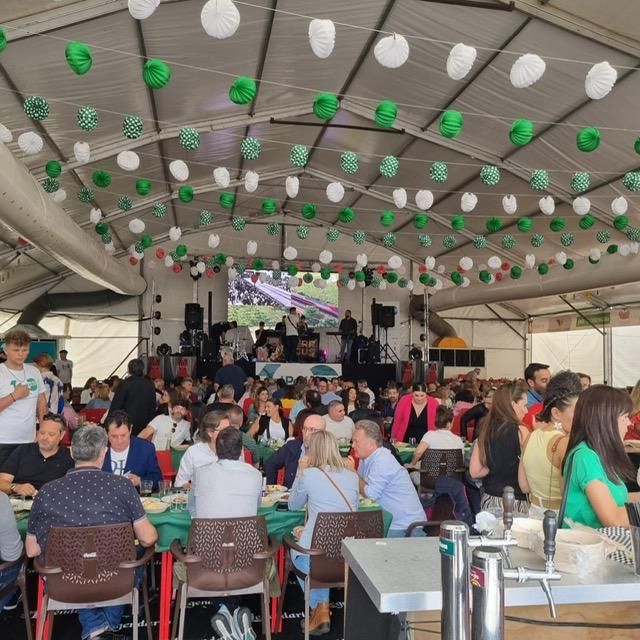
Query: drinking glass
140 480 153 497
408 438 417 447
170 490 184 512
160 480 172 498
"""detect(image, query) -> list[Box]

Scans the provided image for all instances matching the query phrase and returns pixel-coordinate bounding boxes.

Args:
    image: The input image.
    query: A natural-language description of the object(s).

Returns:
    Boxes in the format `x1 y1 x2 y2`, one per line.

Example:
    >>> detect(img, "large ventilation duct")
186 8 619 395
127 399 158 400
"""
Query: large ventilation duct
0 142 146 295
429 254 640 312
409 296 458 338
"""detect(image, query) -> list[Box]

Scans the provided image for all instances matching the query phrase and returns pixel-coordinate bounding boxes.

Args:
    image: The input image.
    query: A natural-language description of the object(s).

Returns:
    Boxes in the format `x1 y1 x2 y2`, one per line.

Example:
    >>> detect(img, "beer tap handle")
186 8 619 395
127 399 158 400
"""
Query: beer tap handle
543 509 558 566
502 486 515 534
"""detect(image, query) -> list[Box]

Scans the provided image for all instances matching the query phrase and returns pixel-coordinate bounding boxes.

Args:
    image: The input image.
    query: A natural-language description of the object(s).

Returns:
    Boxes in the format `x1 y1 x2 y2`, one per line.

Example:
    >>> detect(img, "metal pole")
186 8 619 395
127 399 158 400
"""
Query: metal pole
439 521 470 640
470 547 504 640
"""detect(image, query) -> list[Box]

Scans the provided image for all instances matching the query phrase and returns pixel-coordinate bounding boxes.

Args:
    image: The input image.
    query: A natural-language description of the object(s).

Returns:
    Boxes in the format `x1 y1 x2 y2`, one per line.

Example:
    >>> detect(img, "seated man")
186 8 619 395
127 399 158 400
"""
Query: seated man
0 492 22 609
353 420 426 537
194 427 262 518
324 400 355 440
101 410 162 489
0 413 73 496
26 425 157 640
205 384 237 412
138 390 191 449
225 404 260 460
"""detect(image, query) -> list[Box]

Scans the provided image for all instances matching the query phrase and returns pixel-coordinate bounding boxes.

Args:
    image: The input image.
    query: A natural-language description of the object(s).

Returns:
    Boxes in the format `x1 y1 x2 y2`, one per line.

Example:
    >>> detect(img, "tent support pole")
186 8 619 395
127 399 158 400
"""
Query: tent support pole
483 305 526 341
558 296 604 335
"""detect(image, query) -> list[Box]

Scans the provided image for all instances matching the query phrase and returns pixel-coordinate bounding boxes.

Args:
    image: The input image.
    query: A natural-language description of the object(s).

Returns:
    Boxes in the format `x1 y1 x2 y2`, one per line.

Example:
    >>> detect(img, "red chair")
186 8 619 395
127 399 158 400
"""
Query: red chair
451 415 462 437
243 449 254 464
79 409 107 424
276 468 285 486
156 450 176 481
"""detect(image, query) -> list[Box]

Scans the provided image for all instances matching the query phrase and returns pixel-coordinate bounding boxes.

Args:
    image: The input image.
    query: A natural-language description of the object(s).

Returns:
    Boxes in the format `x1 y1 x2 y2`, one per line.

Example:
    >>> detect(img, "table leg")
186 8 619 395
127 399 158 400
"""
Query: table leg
159 551 174 640
271 546 285 633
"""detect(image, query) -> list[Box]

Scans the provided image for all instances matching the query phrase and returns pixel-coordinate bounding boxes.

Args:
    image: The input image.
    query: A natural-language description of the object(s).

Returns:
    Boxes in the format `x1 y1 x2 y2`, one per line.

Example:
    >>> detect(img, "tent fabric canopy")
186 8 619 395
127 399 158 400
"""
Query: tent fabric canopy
0 0 639 315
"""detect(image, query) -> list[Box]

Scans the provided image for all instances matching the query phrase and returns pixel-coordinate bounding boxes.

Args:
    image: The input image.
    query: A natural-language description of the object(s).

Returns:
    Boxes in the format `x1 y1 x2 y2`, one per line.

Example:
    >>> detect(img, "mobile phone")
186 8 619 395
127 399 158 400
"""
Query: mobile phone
276 501 290 512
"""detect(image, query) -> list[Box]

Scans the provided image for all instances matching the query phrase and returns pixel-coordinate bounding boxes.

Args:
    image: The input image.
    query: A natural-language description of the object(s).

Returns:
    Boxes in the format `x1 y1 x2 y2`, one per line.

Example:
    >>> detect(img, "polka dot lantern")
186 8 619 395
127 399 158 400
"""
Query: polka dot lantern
241 137 261 160
178 127 200 150
530 169 550 191
326 227 340 242
290 144 309 168
152 203 167 218
480 165 501 186
199 210 213 225
77 106 98 131
442 234 457 249
297 225 310 240
118 196 133 211
379 156 399 178
430 161 448 183
231 216 246 231
24 96 49 121
353 230 367 245
382 232 396 247
571 171 591 193
266 222 281 236
122 115 143 139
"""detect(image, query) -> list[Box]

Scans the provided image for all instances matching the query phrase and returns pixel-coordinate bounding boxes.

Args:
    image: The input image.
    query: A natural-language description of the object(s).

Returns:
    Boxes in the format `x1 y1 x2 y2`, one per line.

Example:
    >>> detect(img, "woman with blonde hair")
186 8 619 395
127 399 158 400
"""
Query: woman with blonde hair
85 383 112 410
288 430 359 635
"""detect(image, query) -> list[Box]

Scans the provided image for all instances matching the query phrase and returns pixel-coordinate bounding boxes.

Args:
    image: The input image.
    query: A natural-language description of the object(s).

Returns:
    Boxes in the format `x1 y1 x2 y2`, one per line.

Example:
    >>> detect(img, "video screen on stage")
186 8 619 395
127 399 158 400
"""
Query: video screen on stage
228 270 339 328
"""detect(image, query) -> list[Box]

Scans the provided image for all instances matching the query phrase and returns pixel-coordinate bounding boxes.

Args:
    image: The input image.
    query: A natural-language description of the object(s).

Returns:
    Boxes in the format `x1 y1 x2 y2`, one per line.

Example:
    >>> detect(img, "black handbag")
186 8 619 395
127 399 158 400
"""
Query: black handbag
556 450 576 528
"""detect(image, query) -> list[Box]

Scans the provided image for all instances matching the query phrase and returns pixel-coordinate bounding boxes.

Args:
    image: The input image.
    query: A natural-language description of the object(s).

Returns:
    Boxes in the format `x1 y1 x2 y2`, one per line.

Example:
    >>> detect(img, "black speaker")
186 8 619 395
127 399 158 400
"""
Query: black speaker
184 303 203 331
371 303 382 326
380 306 395 328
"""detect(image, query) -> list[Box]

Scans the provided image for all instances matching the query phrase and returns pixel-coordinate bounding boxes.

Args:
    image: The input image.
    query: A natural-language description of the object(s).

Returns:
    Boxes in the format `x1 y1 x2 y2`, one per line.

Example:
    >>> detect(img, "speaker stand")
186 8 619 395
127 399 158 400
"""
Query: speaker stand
379 327 399 364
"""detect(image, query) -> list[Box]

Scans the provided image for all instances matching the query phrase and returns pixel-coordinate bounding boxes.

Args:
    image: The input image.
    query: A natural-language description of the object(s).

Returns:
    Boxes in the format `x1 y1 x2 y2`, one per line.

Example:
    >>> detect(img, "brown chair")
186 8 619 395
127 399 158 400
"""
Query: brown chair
278 510 384 640
0 551 32 640
418 448 465 522
33 523 155 640
170 515 279 640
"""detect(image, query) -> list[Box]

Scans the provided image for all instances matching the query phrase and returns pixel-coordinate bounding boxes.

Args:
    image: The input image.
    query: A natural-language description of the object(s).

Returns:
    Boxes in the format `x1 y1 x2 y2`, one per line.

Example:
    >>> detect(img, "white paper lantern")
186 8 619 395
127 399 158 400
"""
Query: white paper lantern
190 266 199 277
308 19 335 59
283 246 298 261
425 256 436 270
271 260 280 270
213 166 230 188
18 132 43 155
319 249 333 264
539 196 555 216
285 176 299 198
169 226 182 241
227 267 237 280
326 182 344 203
619 244 631 257
446 43 477 80
356 280 365 289
555 251 567 266
288 276 299 288
406 280 414 291
311 262 321 272
525 254 536 269
388 255 402 269
346 279 356 291
244 170 259 192
104 242 116 255
196 261 206 273
89 208 102 224
208 233 220 248
52 189 66 203
487 255 501 270
374 33 409 69
128 0 160 20
393 188 407 209
259 272 268 283
585 61 617 100
461 277 470 288
611 196 628 215
589 248 601 263
0 124 12 143
572 196 591 216
510 53 546 88
247 240 258 255
459 256 473 271
397 265 407 276
170 160 189 182
356 254 368 267
313 278 321 289
415 189 434 210
117 150 140 172
436 264 446 275
201 0 240 39
461 192 478 213
73 141 91 164
631 243 640 255
128 218 145 234
502 194 517 215
225 256 234 267
378 280 388 291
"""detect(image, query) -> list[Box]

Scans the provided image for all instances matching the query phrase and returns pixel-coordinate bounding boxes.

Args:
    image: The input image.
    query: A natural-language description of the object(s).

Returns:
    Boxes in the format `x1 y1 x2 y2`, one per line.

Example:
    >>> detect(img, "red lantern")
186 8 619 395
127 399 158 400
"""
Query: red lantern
206 268 214 278
17 237 28 246
495 272 503 281
172 263 182 273
155 247 165 259
251 273 259 283
334 264 343 272
457 265 465 273
418 265 427 273
129 257 138 266
501 262 510 271
548 258 556 265
376 265 386 274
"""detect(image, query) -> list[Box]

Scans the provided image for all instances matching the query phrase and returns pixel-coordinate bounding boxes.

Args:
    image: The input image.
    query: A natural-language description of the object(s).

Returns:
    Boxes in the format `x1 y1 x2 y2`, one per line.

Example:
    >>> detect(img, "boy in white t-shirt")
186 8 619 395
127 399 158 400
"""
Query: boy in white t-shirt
138 390 191 450
0 330 47 468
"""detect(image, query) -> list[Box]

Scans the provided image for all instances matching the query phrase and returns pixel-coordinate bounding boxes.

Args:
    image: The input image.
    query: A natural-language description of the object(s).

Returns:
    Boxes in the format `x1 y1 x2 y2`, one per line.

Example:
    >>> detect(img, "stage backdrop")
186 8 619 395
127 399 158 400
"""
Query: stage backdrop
255 362 342 384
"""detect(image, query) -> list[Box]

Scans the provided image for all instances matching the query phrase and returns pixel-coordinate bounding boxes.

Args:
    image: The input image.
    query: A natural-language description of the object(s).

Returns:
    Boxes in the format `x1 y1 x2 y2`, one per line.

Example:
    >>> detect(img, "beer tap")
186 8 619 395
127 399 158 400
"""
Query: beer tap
469 486 518 552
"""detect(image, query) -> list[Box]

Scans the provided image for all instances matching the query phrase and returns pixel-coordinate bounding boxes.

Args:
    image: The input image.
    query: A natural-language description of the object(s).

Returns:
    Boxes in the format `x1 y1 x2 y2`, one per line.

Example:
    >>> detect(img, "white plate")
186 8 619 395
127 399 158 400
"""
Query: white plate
141 498 169 513
10 498 33 511
161 493 188 505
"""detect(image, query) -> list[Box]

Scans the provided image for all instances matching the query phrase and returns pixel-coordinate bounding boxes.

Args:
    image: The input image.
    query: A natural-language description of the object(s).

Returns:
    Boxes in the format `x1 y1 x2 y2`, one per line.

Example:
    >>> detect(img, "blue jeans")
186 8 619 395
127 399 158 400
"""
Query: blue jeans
0 562 20 609
291 552 328 608
434 477 474 527
340 337 354 362
387 527 426 538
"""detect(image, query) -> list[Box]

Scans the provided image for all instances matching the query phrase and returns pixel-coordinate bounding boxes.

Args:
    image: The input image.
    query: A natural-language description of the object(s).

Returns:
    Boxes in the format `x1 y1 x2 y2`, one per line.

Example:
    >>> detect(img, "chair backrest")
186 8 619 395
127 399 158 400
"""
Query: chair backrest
309 510 384 584
243 449 254 465
419 448 464 492
80 409 107 424
156 449 176 479
43 523 136 603
276 467 285 486
186 516 269 592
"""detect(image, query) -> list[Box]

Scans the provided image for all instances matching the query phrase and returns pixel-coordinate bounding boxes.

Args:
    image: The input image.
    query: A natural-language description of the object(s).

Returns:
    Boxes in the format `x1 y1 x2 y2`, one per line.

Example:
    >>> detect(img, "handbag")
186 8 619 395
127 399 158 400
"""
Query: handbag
557 449 576 528
319 468 355 512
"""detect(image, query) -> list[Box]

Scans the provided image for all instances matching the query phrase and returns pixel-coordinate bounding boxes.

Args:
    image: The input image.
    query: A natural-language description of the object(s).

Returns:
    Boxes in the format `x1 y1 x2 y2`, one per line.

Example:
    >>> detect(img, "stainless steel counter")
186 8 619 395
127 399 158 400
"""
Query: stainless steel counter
342 537 640 614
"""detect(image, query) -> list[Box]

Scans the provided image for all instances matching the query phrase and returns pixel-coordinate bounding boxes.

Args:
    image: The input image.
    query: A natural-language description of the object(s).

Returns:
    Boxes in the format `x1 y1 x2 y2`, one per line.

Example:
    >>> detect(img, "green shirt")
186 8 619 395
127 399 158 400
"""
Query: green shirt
563 442 628 529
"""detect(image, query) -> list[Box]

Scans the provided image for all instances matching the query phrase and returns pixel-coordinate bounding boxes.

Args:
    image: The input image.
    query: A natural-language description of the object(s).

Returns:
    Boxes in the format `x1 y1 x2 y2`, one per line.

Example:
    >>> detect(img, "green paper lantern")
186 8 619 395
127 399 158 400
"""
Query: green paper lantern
100 232 112 245
419 272 431 285
530 169 549 191
596 230 610 244
338 208 355 223
290 144 309 168
398 278 410 289
353 230 367 245
231 216 246 231
271 268 280 280
439 110 463 139
355 271 366 283
509 119 534 146
379 156 399 178
143 58 171 89
266 222 281 236
413 214 428 229
375 100 397 128
214 253 226 265
0 29 7 53
472 235 487 249
430 161 448 183
122 115 143 139
92 170 112 188
501 234 515 249
178 185 194 203
303 272 313 284
179 127 200 150
261 198 277 215
451 215 465 232
451 271 463 286
517 217 533 233
66 41 93 75
199 210 213 225
479 270 491 283
479 165 501 186
41 178 59 193
301 203 317 220
253 258 265 271
531 233 544 248
175 244 188 258
118 195 133 211
229 76 257 105
380 210 395 227
563 259 574 270
77 187 94 203
442 234 457 249
607 244 618 255
579 214 595 230
576 127 600 152
560 233 574 247
219 192 235 209
287 264 298 276
170 251 180 262
571 171 590 193
626 227 640 242
296 224 310 240
320 267 331 280
538 263 549 275
340 151 358 174
623 172 640 192
326 227 340 242
386 272 398 284
486 217 502 233
313 93 339 120
418 234 432 247
152 203 167 218
382 232 396 247
634 137 640 155
135 178 151 195
24 96 49 121
240 137 260 160
205 257 216 268
95 222 109 236
134 241 145 254
140 233 153 249
614 215 629 231
77 106 98 131
45 161 62 178
510 265 522 280
550 217 566 232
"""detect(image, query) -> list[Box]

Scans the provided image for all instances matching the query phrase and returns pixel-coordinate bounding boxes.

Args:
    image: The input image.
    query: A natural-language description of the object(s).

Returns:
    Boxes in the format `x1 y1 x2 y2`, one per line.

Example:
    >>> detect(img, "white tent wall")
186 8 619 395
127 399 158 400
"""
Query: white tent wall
611 326 640 388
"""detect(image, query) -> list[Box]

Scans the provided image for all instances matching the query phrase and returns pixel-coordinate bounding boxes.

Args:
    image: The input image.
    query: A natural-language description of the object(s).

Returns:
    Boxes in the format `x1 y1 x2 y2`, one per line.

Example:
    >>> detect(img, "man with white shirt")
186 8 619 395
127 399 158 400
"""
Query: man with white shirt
138 390 191 449
54 350 73 386
194 427 262 518
324 400 355 440
284 306 300 362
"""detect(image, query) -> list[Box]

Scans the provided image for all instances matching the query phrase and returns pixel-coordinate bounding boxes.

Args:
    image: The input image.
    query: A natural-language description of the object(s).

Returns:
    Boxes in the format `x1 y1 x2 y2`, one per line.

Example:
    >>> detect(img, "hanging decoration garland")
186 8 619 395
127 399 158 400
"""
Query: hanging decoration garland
118 195 133 211
501 234 516 249
340 151 358 174
152 203 167 218
77 106 98 131
486 217 502 233
479 165 501 186
549 217 566 232
143 59 172 89
266 222 281 236
24 96 49 121
596 230 611 244
382 232 396 247
576 127 600 152
199 210 213 225
439 110 463 139
531 233 544 247
517 217 533 232
178 185 194 202
135 178 151 195
442 234 457 249
92 170 111 188
353 230 367 245
560 232 574 247
301 203 317 220
626 227 640 242
45 161 62 178
219 192 235 209
418 234 432 247
338 207 355 223
509 119 534 146
571 171 590 193
379 155 399 177
290 144 309 167
579 214 595 229
313 92 340 120
623 172 640 192
122 115 143 139
451 215 465 231
510 265 523 280
41 178 59 193
65 41 93 75
296 224 310 240
430 161 448 183
530 169 549 191
231 216 246 231
240 136 261 160
229 76 257 104
613 215 629 231
178 127 200 150
375 100 398 128
77 187 94 203
380 210 395 227
261 198 277 215
472 234 487 249
326 227 340 242
413 213 428 229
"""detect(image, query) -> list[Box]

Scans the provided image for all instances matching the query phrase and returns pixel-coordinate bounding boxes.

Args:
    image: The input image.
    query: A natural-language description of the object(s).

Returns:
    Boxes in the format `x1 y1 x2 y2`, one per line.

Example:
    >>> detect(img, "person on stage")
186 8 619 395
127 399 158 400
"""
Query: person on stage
210 320 237 362
297 314 309 336
284 307 300 362
338 310 358 363
254 321 267 348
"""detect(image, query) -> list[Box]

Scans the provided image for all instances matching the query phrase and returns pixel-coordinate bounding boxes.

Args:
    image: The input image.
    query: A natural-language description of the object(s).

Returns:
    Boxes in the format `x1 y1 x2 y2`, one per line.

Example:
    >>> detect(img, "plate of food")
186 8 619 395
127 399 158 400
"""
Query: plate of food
10 498 33 511
266 484 287 493
359 497 377 507
161 492 188 505
141 497 169 513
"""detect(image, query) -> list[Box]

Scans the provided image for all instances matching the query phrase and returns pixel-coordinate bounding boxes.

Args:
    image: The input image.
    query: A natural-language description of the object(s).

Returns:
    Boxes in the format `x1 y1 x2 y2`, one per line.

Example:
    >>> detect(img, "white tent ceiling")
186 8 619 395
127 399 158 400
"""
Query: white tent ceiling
0 0 639 317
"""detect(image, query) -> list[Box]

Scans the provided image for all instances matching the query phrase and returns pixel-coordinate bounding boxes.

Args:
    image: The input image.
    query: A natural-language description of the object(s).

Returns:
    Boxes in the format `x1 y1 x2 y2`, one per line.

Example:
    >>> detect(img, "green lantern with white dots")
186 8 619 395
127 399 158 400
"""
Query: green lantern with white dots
379 156 399 178
531 233 544 248
472 235 487 249
296 225 310 240
24 96 49 121
118 195 133 211
178 127 200 150
353 230 367 245
231 216 246 231
479 165 501 186
530 169 550 191
623 172 640 192
596 230 610 244
571 171 590 193
442 234 457 249
41 178 59 193
122 115 143 139
340 151 358 174
290 144 309 168
266 222 281 236
501 234 515 250
430 162 448 183
382 232 396 247
560 233 574 247
199 210 213 225
77 187 94 203
326 227 340 242
152 203 167 218
240 137 260 160
418 234 432 247
77 106 98 131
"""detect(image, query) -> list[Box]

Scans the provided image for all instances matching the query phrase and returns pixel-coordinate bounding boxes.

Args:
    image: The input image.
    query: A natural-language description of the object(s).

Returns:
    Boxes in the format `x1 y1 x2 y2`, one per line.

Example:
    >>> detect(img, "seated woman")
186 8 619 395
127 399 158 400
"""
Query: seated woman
245 386 269 423
390 383 439 444
342 386 357 416
288 430 359 636
248 398 290 442
79 376 97 405
562 385 637 528
460 387 496 441
85 382 112 411
138 389 191 449
519 371 581 517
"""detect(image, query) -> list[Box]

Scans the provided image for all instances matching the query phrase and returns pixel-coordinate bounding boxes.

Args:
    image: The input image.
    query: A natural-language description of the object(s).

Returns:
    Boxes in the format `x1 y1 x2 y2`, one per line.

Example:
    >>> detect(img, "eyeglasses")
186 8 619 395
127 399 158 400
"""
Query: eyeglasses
302 426 323 434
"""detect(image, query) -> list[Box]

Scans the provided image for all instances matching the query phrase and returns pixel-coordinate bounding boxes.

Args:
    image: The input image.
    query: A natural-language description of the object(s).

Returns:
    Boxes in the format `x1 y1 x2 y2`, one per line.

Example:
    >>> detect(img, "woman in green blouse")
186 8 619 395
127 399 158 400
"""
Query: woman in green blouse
562 385 637 528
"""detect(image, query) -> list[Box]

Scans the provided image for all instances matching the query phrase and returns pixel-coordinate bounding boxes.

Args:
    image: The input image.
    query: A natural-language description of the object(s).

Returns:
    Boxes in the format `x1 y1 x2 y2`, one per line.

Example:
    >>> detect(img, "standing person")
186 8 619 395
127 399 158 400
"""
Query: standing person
524 363 551 408
0 330 47 468
214 353 247 402
338 310 358 363
109 359 157 435
54 350 73 386
210 320 237 363
284 307 300 362
391 383 439 444
33 353 64 415
460 387 496 441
